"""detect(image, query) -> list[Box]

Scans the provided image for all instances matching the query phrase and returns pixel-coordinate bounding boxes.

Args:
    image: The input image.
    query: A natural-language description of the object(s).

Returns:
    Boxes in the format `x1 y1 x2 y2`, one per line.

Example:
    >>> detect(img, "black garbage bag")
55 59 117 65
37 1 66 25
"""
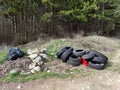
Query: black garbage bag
8 47 24 60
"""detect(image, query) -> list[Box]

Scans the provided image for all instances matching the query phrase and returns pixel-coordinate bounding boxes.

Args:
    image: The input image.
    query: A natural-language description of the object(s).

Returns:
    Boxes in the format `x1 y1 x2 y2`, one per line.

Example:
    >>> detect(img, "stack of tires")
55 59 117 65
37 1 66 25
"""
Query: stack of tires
56 46 108 70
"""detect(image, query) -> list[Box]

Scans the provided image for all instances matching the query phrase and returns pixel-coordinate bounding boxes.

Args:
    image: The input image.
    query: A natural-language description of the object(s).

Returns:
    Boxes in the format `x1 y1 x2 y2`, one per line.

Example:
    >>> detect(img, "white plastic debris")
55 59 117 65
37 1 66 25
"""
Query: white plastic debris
40 48 47 53
17 85 22 89
29 63 37 69
20 72 31 75
39 53 50 60
27 48 39 55
31 48 39 54
33 66 41 72
28 53 38 59
33 56 42 63
47 70 50 73
31 69 35 73
27 49 32 55
38 61 44 66
10 69 18 74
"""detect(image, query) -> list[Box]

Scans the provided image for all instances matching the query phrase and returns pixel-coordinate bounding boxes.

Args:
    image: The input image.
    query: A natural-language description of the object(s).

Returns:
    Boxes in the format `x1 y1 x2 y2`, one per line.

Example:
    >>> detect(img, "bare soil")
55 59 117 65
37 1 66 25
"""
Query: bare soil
0 49 120 90
0 57 32 76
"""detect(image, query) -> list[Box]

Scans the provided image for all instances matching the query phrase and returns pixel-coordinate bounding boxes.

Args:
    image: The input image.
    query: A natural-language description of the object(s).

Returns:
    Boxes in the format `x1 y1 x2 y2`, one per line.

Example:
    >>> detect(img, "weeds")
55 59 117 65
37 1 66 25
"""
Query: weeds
46 39 74 58
3 71 70 83
0 52 7 64
5 70 20 82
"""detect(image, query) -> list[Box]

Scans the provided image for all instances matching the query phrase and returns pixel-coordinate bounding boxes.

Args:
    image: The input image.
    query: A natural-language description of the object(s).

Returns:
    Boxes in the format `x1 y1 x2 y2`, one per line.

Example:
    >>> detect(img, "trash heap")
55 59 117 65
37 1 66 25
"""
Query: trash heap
56 46 108 70
1 47 51 76
27 48 50 73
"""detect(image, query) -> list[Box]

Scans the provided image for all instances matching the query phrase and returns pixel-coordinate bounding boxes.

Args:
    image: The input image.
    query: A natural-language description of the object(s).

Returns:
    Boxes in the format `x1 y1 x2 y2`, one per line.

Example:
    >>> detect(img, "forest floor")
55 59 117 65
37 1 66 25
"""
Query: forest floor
0 36 120 90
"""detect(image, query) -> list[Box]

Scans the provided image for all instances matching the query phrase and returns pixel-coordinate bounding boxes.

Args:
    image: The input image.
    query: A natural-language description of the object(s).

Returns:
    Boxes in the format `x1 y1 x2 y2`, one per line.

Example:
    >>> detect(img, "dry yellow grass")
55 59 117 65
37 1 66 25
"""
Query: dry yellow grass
70 35 119 54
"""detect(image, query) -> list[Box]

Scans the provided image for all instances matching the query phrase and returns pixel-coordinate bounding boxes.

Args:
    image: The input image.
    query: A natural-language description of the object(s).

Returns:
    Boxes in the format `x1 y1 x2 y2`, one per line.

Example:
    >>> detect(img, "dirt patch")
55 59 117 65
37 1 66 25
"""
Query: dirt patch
0 71 120 90
0 57 32 76
46 60 73 74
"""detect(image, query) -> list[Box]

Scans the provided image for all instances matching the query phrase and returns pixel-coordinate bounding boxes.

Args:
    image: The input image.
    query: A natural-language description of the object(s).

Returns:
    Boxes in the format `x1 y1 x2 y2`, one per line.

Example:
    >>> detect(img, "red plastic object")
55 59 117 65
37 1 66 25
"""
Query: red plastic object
81 58 88 66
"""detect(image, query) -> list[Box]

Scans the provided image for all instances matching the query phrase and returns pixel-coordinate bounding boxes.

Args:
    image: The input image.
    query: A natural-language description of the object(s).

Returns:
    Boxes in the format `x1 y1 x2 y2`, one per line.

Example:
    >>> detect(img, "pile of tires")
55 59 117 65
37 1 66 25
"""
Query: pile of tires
56 46 108 70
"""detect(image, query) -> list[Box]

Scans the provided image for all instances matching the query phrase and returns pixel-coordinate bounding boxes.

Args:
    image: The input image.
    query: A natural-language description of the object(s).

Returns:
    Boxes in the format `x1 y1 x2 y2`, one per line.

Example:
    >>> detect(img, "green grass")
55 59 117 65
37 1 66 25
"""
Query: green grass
0 52 7 64
46 39 75 58
4 70 20 82
0 68 95 83
2 71 71 83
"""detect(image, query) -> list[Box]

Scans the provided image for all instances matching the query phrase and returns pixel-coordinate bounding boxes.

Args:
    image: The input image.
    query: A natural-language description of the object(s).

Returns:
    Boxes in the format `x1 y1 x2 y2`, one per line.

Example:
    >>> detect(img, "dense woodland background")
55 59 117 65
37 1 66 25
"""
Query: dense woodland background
0 0 120 45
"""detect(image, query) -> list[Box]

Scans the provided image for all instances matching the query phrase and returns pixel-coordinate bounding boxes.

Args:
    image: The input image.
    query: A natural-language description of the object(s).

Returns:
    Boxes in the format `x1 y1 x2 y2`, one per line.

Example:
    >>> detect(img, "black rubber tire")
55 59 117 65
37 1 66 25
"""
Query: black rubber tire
89 50 108 63
56 46 73 59
67 60 82 66
82 53 95 61
73 49 86 57
92 56 107 64
61 49 73 62
68 55 81 62
88 61 105 70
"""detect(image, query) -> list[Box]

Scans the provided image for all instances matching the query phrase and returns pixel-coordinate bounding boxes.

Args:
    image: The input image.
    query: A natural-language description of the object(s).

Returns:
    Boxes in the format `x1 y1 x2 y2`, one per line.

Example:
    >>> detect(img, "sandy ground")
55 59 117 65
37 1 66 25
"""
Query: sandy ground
0 50 120 90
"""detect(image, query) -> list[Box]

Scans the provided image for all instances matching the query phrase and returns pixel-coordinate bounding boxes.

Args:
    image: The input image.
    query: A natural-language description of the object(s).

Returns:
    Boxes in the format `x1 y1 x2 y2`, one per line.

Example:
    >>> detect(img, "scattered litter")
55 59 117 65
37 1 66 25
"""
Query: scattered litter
40 48 47 53
27 48 39 55
29 63 36 70
47 69 50 73
10 69 19 74
33 66 41 72
17 85 22 89
28 54 38 60
27 48 51 73
39 53 51 60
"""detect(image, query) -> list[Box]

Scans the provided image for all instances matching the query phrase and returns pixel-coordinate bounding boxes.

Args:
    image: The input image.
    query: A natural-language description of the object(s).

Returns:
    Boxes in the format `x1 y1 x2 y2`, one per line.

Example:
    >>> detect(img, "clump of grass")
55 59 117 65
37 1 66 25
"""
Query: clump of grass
21 48 28 56
72 68 83 74
0 52 7 64
3 71 70 83
0 45 9 64
5 70 20 82
45 39 74 58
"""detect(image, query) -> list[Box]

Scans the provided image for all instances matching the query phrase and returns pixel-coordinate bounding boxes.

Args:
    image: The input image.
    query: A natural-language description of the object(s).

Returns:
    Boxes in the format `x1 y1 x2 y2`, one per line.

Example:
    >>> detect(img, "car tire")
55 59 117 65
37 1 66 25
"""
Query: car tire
91 56 107 64
89 50 108 62
56 46 73 59
88 61 105 70
61 49 73 62
68 55 81 62
73 49 86 57
67 60 82 66
82 53 95 61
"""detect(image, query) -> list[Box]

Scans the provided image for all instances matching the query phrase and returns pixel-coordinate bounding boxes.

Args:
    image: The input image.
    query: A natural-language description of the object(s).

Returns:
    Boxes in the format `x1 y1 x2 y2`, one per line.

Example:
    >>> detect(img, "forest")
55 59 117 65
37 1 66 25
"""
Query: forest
0 0 120 45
